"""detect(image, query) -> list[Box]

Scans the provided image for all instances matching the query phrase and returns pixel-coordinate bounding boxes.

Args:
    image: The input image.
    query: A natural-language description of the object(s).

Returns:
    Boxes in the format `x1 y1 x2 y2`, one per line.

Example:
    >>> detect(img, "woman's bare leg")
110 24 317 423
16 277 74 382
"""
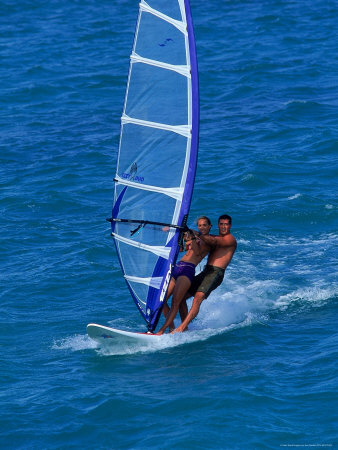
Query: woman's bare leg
161 279 176 330
156 276 191 335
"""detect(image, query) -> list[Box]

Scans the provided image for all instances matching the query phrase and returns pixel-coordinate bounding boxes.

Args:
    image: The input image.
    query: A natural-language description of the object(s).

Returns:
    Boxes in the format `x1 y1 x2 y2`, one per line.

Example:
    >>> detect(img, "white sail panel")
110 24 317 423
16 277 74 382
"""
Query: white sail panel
114 186 179 242
135 12 187 65
117 125 188 189
126 64 188 125
116 240 161 279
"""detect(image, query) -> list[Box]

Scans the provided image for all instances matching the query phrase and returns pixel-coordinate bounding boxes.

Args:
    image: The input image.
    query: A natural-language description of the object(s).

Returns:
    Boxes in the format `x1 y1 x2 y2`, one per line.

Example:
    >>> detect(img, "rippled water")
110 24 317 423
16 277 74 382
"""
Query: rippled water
1 0 337 448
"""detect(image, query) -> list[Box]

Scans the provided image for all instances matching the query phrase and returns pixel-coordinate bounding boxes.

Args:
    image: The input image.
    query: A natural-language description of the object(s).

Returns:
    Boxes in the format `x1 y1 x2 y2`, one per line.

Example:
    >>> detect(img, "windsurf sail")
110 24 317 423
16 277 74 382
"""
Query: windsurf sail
110 0 199 332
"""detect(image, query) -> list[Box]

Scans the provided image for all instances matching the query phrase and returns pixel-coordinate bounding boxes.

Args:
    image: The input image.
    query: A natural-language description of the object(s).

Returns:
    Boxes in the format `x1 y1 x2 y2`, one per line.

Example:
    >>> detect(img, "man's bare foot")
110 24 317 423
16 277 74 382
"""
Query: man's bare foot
155 331 164 336
171 325 185 334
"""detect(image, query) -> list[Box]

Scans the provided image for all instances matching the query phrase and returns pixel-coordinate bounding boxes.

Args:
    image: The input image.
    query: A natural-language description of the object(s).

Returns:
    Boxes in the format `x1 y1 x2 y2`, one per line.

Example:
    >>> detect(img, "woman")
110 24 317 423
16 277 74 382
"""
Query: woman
156 216 212 335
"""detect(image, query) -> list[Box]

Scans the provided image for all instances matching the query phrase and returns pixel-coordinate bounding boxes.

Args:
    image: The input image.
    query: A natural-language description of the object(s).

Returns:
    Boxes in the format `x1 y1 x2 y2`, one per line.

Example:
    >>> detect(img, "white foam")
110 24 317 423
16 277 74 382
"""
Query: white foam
287 193 301 200
284 99 307 106
237 238 250 245
241 173 255 182
53 334 98 351
274 286 337 311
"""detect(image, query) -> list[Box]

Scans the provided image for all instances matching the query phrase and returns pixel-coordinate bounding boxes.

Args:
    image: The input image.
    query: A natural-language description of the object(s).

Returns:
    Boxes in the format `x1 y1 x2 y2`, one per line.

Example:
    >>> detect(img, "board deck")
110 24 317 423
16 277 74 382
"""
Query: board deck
87 323 161 344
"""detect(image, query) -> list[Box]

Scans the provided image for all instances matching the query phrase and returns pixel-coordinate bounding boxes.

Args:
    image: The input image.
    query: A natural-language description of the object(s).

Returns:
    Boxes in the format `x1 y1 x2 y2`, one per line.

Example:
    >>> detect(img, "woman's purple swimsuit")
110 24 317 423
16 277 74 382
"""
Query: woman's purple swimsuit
171 261 196 283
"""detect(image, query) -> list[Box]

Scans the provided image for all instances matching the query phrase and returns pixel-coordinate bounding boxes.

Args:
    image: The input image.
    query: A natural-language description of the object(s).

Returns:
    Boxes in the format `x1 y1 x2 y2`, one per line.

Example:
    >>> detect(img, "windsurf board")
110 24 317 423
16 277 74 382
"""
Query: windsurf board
87 323 161 344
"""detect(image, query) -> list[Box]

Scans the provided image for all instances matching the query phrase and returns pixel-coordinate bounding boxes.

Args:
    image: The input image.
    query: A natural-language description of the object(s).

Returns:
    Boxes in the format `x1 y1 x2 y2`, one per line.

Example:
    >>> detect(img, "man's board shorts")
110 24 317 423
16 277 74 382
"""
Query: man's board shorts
172 261 196 284
188 265 225 298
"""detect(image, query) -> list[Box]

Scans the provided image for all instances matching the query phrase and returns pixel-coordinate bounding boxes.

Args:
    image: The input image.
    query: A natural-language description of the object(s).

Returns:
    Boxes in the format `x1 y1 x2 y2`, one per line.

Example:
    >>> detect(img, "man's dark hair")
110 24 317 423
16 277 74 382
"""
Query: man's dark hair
218 214 232 224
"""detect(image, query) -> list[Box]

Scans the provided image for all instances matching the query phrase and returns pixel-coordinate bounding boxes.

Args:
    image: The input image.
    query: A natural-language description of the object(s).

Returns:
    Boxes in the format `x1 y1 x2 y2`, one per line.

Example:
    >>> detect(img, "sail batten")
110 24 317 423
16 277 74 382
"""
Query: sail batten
112 233 171 259
121 114 191 137
111 0 199 331
114 175 184 200
124 275 163 289
130 52 190 77
140 1 187 35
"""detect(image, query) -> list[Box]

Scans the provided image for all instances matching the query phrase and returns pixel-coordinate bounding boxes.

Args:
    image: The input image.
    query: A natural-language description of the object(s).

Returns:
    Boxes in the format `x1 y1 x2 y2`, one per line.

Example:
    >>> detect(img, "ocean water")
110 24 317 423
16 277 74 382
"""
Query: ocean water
1 0 337 448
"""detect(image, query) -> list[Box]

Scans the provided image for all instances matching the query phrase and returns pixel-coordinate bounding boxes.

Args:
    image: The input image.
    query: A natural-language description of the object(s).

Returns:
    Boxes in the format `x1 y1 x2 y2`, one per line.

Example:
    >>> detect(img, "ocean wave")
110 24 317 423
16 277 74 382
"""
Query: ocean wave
274 286 338 311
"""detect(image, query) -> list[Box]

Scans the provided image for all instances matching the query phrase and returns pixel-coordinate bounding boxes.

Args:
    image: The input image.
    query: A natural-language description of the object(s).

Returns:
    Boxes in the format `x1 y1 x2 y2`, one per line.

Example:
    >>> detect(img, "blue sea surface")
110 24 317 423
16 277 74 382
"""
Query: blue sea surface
1 0 337 448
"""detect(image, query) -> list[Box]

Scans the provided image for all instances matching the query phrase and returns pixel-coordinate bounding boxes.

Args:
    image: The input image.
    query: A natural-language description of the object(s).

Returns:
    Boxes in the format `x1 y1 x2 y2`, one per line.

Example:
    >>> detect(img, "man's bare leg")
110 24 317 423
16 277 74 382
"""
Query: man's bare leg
178 294 191 330
179 298 188 321
156 277 191 335
173 291 205 333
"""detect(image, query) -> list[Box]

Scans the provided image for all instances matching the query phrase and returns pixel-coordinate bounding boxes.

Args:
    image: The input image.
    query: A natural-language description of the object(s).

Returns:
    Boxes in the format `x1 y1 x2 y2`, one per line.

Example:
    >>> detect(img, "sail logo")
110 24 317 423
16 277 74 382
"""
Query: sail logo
129 162 137 179
122 173 144 182
122 162 144 183
159 264 172 303
159 38 173 47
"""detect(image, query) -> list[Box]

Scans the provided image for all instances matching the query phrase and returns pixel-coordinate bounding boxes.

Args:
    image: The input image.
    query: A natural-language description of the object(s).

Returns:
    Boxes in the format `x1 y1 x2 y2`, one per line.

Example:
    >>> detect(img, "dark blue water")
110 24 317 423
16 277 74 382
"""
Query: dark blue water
1 0 337 448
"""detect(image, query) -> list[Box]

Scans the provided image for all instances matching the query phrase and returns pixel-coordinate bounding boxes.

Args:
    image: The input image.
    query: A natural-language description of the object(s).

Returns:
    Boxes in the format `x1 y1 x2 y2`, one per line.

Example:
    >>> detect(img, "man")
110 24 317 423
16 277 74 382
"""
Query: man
173 214 237 333
157 217 212 335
